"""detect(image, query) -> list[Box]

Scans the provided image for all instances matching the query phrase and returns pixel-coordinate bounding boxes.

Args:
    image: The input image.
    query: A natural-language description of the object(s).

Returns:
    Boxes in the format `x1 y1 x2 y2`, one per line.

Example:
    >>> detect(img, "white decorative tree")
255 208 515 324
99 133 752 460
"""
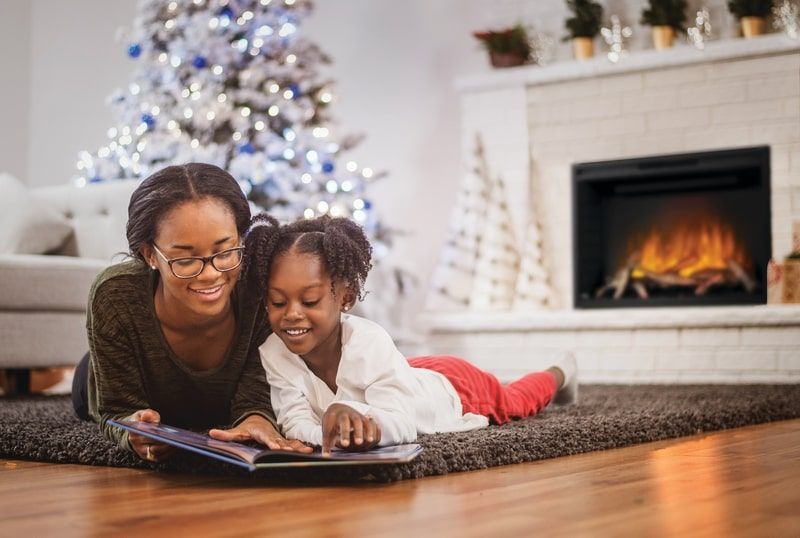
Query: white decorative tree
513 218 554 309
427 135 520 311
75 0 388 247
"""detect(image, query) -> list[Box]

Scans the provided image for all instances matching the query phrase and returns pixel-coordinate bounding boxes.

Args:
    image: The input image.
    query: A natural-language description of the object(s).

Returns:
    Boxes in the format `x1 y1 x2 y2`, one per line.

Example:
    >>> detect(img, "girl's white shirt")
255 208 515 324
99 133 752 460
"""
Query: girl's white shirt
260 313 488 446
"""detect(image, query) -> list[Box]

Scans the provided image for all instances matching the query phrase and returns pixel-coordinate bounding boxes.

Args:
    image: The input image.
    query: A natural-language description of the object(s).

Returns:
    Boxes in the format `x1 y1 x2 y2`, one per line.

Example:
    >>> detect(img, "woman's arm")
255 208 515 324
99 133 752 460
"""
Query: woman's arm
88 292 171 459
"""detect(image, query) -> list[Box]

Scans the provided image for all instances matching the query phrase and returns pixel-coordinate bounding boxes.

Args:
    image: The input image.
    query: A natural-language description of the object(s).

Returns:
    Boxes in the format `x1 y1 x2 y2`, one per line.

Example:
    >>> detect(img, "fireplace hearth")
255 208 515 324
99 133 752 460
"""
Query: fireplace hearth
573 146 770 309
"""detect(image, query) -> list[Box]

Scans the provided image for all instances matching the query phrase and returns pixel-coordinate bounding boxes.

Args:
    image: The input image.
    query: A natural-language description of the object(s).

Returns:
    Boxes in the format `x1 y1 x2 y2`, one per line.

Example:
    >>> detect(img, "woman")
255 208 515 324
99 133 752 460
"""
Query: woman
71 163 310 461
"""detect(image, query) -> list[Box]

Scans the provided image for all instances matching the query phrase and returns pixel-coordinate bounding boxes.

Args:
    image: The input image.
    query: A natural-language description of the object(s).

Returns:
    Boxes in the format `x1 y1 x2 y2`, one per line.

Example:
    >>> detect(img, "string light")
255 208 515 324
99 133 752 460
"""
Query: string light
217 93 227 103
279 23 296 37
346 161 358 172
304 208 315 219
317 201 329 213
255 120 265 131
268 105 279 116
362 168 374 178
286 54 297 64
241 107 251 117
301 173 313 184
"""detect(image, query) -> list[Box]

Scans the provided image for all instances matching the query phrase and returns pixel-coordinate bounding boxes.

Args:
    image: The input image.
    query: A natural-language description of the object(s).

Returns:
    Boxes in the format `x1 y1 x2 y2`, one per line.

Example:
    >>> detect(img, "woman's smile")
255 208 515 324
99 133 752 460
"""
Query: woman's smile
189 283 226 302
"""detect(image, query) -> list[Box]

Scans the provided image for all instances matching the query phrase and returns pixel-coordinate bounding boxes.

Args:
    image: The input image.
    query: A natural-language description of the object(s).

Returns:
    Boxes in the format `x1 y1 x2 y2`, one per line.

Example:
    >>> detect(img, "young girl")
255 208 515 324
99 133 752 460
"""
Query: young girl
246 214 577 454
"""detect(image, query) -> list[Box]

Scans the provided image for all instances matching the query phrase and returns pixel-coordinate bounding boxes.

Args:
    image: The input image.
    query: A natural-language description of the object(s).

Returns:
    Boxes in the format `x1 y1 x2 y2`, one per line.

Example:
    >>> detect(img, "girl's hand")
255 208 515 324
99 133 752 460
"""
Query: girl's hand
127 408 175 462
321 403 382 455
209 414 313 453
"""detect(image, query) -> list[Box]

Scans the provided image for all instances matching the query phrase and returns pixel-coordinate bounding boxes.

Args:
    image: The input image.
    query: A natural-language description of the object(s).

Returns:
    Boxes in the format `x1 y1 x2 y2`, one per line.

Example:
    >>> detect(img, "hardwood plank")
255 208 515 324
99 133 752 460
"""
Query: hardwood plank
2 420 799 537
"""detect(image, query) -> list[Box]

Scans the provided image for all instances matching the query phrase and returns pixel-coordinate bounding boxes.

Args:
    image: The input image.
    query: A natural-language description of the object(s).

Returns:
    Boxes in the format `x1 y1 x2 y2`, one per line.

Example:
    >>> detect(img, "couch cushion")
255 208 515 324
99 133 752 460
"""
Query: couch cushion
0 254 111 311
31 179 140 260
0 173 74 255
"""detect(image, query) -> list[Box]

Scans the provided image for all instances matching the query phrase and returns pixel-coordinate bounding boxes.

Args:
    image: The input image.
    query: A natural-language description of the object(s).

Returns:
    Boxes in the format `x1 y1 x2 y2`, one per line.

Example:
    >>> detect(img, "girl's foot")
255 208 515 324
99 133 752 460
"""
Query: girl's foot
552 352 578 405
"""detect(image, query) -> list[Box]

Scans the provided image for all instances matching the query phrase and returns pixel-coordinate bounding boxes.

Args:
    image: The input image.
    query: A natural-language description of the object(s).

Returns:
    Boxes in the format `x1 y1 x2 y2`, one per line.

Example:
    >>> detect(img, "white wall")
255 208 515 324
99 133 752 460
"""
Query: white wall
27 0 136 188
6 0 743 320
0 1 31 182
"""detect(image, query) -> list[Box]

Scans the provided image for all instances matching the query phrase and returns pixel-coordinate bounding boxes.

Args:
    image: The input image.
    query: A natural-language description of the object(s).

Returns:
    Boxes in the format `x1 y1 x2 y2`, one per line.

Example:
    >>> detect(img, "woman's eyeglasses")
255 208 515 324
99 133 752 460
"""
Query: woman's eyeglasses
151 244 245 279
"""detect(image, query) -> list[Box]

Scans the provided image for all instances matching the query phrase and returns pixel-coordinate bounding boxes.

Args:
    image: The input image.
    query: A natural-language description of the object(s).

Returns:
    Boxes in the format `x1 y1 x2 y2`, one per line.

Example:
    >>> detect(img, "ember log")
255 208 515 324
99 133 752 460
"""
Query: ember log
727 259 756 292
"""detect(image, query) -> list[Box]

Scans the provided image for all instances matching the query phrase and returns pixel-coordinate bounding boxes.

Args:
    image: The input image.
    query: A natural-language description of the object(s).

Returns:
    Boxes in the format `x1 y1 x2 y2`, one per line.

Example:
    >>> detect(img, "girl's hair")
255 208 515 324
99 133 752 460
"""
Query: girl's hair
245 213 373 302
126 163 251 262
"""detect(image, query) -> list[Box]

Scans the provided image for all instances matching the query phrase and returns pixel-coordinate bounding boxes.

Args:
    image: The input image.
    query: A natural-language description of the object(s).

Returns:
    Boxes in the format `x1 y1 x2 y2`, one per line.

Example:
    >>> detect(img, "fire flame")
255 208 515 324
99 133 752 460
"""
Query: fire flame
628 218 751 278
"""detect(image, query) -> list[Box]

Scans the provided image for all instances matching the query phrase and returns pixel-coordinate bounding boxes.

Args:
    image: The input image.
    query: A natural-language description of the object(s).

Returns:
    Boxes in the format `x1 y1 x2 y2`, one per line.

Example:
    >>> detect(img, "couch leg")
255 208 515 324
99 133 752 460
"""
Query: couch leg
4 369 31 395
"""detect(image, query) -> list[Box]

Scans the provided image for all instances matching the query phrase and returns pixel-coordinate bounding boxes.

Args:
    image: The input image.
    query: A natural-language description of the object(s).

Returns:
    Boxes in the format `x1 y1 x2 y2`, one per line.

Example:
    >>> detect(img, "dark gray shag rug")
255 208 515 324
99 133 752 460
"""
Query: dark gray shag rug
1 385 799 483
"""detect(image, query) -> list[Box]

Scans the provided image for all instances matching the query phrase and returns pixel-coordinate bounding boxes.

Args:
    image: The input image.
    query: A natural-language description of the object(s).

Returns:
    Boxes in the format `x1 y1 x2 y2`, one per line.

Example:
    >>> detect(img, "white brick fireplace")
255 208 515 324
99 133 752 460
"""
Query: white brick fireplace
421 35 800 383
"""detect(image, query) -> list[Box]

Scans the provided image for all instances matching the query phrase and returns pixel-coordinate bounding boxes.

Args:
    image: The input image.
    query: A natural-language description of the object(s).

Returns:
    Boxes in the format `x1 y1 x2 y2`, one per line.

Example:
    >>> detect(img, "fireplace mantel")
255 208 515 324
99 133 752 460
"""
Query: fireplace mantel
455 34 800 93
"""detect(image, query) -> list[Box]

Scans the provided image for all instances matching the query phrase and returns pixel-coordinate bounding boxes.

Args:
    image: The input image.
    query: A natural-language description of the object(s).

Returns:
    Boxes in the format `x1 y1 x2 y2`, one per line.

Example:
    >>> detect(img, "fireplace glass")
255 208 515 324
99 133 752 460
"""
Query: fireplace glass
573 146 770 308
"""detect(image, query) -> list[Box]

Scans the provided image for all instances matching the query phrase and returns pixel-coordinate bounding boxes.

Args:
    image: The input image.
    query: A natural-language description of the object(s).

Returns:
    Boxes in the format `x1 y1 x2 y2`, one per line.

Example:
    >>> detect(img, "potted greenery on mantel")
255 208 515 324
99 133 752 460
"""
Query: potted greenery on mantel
728 0 775 38
640 0 688 50
473 24 532 68
563 0 604 60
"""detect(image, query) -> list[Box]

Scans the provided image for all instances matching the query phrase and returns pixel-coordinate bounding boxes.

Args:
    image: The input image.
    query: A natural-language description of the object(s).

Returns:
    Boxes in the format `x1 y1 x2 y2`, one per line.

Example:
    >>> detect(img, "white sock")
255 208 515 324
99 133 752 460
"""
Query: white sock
552 351 578 405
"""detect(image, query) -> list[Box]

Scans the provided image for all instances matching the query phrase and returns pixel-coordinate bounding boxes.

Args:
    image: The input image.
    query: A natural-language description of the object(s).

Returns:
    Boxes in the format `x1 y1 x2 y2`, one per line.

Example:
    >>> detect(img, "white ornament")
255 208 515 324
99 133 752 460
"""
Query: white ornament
773 0 800 39
687 7 713 49
601 16 633 63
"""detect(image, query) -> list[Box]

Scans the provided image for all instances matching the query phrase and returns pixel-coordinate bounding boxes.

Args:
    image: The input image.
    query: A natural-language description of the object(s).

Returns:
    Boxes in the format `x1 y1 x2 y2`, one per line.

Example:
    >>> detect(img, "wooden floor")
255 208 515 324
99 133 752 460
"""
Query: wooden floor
2 420 799 537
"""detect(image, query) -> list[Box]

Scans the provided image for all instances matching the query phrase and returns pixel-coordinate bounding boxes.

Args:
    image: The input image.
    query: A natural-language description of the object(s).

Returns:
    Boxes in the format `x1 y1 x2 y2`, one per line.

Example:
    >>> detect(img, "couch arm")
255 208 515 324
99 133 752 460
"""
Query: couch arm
0 254 111 311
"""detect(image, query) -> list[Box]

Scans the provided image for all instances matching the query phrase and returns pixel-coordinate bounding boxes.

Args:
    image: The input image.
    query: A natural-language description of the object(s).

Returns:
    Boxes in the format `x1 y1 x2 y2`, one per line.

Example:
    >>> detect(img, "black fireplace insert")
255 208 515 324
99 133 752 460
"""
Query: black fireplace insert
573 146 770 308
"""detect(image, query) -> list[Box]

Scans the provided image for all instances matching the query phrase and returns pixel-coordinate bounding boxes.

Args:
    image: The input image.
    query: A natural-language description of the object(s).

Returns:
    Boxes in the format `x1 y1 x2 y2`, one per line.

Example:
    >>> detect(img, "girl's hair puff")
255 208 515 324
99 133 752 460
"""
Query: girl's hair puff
245 214 373 302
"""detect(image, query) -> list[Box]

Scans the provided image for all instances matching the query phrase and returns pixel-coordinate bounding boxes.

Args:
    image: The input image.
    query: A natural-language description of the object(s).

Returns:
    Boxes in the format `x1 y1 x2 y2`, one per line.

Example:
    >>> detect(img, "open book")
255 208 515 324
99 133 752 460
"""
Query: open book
108 419 423 471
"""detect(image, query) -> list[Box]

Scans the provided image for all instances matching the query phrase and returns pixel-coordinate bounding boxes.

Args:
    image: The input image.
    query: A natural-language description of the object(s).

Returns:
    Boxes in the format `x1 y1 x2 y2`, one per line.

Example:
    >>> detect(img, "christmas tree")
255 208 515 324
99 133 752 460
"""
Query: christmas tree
75 0 387 246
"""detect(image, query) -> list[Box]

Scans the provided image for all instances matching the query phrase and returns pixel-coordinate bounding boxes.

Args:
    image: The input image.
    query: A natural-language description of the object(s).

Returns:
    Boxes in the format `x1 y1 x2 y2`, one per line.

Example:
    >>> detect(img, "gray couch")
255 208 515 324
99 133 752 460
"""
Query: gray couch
0 180 139 369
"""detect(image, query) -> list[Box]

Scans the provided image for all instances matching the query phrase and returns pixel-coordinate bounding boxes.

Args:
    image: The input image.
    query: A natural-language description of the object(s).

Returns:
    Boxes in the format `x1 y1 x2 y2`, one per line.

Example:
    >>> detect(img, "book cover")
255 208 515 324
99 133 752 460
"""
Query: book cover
108 419 423 471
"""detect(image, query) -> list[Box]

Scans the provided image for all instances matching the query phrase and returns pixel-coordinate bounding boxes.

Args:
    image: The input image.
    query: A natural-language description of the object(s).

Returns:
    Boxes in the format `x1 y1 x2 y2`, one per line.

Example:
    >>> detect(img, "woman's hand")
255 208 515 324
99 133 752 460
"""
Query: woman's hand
127 409 175 462
321 403 382 455
208 414 312 453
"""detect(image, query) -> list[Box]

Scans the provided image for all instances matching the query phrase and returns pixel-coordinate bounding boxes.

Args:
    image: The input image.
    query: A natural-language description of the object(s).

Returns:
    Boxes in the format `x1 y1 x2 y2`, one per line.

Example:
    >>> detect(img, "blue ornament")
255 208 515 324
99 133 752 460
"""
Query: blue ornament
219 6 234 19
89 175 103 183
192 55 207 69
289 83 301 99
363 199 373 209
322 161 334 173
141 113 155 129
127 43 142 58
239 143 255 155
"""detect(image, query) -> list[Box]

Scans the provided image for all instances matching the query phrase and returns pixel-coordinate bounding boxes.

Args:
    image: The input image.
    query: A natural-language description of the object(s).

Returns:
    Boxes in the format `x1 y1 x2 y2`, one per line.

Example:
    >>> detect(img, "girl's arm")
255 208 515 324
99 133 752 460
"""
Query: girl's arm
261 343 326 446
332 324 418 446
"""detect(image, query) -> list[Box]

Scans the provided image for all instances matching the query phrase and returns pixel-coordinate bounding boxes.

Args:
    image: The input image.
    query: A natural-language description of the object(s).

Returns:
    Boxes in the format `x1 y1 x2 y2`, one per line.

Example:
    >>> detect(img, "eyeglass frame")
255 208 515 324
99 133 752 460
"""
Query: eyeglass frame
151 243 246 279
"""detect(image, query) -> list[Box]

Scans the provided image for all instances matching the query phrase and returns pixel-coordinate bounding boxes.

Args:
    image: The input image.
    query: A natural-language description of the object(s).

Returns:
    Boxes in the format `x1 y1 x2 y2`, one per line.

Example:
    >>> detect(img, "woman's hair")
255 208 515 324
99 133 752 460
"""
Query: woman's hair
126 163 251 262
245 214 373 302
